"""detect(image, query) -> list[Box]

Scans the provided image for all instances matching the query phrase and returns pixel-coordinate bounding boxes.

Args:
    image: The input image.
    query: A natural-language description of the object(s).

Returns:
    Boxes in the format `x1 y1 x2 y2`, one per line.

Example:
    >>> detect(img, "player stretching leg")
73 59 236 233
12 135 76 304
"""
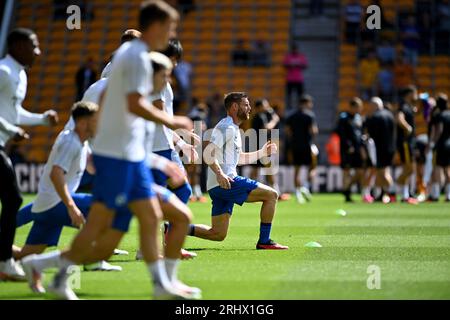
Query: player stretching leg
14 102 120 272
188 92 288 250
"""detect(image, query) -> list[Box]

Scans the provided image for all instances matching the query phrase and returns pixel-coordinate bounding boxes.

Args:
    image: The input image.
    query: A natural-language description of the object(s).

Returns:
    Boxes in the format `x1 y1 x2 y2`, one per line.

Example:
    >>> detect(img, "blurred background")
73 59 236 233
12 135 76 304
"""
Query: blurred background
1 0 449 191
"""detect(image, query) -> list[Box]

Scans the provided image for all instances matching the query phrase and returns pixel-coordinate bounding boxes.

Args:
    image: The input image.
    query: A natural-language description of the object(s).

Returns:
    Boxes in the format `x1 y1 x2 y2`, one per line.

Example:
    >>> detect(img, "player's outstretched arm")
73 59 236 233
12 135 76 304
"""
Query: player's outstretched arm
127 93 192 131
17 105 59 126
238 141 277 165
50 165 85 227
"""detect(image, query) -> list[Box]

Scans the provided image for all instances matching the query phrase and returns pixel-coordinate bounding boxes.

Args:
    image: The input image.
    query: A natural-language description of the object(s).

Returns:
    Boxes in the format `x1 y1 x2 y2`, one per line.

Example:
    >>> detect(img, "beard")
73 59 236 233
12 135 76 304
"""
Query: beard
237 109 249 121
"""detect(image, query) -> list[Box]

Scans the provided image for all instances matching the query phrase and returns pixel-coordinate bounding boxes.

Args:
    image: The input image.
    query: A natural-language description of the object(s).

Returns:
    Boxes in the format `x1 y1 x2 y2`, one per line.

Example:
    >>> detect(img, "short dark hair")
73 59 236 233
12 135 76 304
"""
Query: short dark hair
139 0 179 31
160 39 183 60
254 99 267 108
72 101 99 121
224 92 248 111
350 97 362 108
401 85 417 98
299 94 313 105
120 29 141 44
7 28 35 48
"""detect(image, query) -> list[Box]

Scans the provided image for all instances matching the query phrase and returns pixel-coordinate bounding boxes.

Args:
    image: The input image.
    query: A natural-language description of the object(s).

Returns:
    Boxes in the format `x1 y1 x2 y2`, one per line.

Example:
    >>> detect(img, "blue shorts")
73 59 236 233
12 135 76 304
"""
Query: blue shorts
22 193 92 246
151 149 185 187
208 176 259 216
92 154 155 210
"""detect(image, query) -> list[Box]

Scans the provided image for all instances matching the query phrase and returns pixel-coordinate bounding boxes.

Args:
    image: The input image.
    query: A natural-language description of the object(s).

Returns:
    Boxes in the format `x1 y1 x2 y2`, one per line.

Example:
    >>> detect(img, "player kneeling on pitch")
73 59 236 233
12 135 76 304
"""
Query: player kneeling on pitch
187 92 288 250
13 101 122 271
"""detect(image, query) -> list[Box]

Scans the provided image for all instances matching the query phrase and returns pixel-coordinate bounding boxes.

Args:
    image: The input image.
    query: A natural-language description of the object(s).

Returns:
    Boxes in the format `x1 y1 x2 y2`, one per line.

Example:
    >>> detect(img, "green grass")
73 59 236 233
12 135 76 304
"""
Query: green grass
1 194 450 299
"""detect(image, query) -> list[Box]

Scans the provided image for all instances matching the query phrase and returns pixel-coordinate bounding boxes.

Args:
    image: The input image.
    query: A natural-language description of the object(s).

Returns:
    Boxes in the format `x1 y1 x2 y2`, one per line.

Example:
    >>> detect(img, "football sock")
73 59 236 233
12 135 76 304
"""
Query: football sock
32 250 61 272
402 185 410 199
431 183 440 199
362 187 371 197
164 258 179 283
193 184 202 198
148 259 171 288
373 187 382 199
259 223 272 244
446 184 450 199
187 224 195 236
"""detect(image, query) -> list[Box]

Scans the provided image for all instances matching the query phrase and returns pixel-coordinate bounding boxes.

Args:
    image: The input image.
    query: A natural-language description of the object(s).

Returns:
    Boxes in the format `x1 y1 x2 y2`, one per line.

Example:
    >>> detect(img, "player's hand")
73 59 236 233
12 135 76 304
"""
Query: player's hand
13 128 30 142
68 205 85 228
188 130 202 146
44 110 59 126
170 116 193 131
217 172 233 189
164 162 185 188
262 141 278 157
182 143 199 163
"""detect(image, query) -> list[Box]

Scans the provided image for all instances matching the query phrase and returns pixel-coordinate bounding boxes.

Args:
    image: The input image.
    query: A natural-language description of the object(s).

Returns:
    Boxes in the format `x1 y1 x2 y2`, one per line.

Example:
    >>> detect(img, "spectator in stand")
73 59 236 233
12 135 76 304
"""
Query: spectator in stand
231 39 250 67
206 92 226 127
75 57 97 101
377 40 396 64
377 63 394 102
359 51 380 100
401 16 421 66
283 44 308 109
344 0 363 44
393 55 416 91
252 40 271 67
173 57 192 104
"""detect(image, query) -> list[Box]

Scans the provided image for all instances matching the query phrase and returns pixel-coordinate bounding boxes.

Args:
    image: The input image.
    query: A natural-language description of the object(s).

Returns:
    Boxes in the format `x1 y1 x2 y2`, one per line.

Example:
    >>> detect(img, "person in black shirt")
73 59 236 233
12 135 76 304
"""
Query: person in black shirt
250 99 290 201
285 94 318 203
365 97 396 203
426 95 445 201
429 94 450 201
395 85 419 204
336 97 372 203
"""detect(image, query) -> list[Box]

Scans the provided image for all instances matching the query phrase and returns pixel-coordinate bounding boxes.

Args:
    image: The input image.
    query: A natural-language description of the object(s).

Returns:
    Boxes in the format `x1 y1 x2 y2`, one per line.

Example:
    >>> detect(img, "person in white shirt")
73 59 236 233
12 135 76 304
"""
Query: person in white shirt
0 28 58 281
150 39 199 260
188 92 289 250
22 1 195 301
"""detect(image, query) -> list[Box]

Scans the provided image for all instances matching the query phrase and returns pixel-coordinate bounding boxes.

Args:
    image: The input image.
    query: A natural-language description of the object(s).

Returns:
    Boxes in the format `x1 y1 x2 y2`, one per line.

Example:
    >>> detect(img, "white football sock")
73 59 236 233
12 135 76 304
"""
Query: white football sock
32 250 62 272
164 258 179 283
148 259 171 288
402 185 409 199
373 187 382 199
362 187 371 197
193 185 202 198
431 183 441 199
446 184 450 199
273 183 280 194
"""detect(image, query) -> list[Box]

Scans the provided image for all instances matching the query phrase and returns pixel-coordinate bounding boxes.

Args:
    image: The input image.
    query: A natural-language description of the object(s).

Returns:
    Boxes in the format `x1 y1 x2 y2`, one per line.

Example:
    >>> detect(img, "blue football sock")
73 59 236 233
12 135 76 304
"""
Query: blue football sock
188 224 195 236
259 223 272 244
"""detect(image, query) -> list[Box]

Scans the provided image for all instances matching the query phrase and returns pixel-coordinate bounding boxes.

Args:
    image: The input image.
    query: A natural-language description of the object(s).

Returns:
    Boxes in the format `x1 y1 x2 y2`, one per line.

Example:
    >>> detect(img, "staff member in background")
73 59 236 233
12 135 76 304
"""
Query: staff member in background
336 97 373 203
0 28 58 281
285 94 318 204
250 98 290 201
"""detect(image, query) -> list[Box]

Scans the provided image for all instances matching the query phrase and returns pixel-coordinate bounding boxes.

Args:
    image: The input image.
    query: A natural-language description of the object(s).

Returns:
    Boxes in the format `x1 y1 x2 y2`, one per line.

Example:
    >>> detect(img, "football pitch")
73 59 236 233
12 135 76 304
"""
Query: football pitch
1 194 450 300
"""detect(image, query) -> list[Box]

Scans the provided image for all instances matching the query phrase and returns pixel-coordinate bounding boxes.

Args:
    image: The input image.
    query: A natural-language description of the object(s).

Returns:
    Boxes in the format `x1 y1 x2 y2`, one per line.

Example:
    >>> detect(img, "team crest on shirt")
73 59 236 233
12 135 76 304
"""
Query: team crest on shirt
115 193 127 207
